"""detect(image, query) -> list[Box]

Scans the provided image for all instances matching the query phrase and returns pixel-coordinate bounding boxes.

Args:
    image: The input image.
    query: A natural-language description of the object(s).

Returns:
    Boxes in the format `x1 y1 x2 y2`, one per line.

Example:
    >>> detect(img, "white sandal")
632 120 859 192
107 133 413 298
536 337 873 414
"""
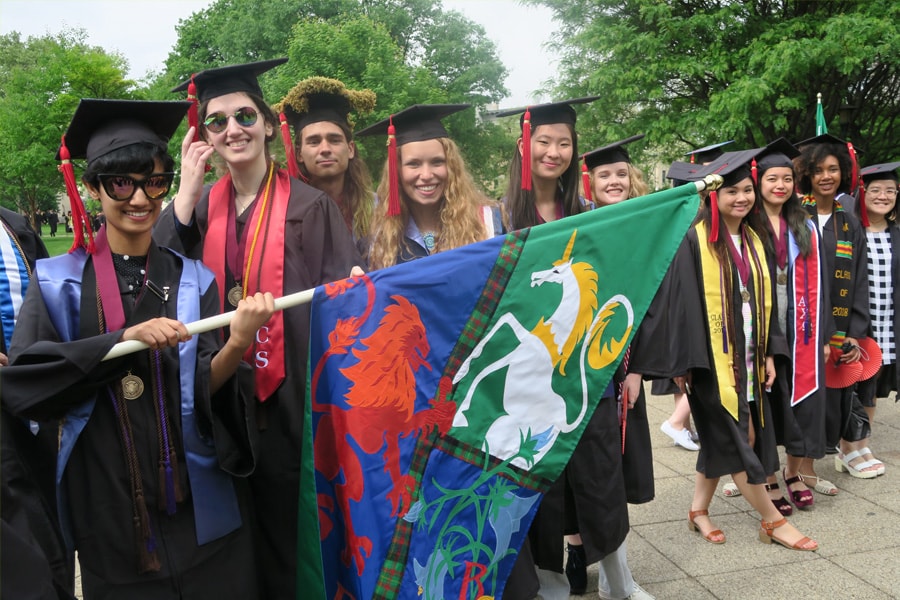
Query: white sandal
723 482 741 497
798 473 839 496
858 447 885 475
835 450 879 479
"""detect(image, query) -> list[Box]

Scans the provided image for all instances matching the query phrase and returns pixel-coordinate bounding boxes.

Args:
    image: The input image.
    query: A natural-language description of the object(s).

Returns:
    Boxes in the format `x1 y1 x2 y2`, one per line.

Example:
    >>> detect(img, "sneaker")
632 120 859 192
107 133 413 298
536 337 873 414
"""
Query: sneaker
599 582 656 600
661 421 699 451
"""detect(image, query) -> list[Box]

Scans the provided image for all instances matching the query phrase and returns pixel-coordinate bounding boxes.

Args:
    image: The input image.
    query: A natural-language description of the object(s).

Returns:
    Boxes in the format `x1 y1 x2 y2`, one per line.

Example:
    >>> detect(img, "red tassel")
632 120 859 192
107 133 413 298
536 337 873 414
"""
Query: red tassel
709 191 720 242
847 142 859 193
858 180 869 227
187 76 200 141
279 112 300 179
58 135 94 253
387 116 401 217
690 153 696 164
581 162 592 202
751 158 758 186
521 108 532 191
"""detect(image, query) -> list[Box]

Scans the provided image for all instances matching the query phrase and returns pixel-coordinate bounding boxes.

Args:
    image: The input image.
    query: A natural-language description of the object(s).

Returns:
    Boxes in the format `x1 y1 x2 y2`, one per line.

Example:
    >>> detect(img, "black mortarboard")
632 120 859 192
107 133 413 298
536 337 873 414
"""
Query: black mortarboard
698 148 764 188
56 99 190 163
278 77 376 132
684 141 734 164
355 104 470 146
494 96 600 129
861 162 900 184
171 58 288 103
666 161 705 184
582 134 645 170
755 137 800 175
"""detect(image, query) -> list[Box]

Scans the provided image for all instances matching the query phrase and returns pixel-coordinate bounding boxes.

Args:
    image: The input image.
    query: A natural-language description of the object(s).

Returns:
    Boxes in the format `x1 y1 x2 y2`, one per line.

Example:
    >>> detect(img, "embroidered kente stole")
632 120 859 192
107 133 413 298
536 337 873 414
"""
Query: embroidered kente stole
802 195 854 347
696 221 772 421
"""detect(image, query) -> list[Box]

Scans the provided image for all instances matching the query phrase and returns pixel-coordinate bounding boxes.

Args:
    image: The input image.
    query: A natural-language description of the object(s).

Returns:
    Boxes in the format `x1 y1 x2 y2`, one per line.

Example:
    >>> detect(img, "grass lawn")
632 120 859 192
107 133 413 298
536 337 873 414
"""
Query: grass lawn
36 225 76 257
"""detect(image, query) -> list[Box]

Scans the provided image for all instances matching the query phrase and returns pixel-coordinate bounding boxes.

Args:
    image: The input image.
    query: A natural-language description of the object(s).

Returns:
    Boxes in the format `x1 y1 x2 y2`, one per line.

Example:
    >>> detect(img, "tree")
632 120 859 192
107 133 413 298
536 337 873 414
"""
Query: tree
0 30 137 224
158 0 512 191
530 0 900 165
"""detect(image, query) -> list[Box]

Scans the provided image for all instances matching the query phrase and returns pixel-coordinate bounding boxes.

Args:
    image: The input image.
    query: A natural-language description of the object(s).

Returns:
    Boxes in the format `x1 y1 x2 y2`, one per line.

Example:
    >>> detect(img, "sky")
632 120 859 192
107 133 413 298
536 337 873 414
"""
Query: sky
0 0 560 108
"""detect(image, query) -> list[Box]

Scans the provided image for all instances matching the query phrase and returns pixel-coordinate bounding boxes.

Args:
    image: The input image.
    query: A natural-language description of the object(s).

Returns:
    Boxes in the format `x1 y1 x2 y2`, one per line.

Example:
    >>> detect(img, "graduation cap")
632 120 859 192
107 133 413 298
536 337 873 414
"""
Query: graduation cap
493 96 600 129
685 141 734 164
355 104 471 216
696 148 764 242
666 161 705 185
797 132 865 223
56 99 190 253
275 77 377 179
755 137 800 175
582 134 645 170
580 134 644 201
494 96 599 191
860 161 900 184
171 57 287 104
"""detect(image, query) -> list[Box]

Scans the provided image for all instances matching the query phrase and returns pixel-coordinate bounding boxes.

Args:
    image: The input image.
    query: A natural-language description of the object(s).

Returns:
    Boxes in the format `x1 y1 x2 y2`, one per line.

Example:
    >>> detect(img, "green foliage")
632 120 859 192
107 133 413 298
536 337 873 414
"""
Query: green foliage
530 0 900 166
0 30 136 220
159 0 513 193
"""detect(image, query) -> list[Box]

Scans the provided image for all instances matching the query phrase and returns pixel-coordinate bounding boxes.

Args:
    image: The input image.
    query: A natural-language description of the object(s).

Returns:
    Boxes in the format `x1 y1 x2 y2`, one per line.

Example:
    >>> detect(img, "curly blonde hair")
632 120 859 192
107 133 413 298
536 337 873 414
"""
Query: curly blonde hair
369 137 494 270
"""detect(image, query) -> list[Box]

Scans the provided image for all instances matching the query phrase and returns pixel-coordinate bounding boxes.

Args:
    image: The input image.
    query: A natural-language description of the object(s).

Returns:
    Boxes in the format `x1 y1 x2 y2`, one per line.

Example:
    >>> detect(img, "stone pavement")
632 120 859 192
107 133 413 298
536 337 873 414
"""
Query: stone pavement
572 385 900 600
72 384 900 599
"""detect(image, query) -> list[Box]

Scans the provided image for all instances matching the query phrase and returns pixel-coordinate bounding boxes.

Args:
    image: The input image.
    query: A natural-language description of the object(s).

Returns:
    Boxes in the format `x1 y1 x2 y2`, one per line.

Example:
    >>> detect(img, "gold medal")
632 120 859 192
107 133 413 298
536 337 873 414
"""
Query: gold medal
741 290 751 303
227 284 243 307
121 372 144 400
777 273 788 285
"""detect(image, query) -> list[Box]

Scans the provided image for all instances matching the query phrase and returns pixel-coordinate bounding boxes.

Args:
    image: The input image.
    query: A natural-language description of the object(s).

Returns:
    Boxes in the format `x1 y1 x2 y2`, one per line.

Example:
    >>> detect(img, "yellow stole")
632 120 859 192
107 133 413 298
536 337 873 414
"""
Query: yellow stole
696 221 772 421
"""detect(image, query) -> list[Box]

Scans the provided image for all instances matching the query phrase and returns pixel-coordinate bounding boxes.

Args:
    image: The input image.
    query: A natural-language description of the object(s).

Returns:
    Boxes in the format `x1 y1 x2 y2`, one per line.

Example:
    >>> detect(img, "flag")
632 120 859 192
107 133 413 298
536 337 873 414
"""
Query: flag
816 92 827 135
304 184 700 599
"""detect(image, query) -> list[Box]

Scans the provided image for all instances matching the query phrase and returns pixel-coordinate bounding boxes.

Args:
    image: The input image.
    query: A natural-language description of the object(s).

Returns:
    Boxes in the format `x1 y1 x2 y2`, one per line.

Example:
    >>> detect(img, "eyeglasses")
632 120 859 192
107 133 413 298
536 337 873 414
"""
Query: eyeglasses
97 173 175 201
867 187 898 198
202 107 259 134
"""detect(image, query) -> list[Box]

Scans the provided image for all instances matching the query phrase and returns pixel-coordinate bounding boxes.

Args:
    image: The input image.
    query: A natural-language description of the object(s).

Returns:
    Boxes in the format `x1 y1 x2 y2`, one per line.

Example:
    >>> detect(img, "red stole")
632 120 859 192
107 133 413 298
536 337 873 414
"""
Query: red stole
789 224 820 406
204 166 290 401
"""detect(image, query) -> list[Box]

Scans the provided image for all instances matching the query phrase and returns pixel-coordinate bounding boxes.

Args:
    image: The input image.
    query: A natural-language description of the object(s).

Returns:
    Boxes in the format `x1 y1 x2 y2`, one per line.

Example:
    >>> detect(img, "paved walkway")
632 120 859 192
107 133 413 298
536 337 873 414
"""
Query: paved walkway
573 385 900 599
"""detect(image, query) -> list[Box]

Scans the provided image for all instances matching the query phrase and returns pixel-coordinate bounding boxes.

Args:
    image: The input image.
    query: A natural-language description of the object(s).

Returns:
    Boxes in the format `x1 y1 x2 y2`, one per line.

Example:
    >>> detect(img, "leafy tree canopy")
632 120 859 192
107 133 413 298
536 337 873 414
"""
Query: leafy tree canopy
531 0 900 166
0 29 136 219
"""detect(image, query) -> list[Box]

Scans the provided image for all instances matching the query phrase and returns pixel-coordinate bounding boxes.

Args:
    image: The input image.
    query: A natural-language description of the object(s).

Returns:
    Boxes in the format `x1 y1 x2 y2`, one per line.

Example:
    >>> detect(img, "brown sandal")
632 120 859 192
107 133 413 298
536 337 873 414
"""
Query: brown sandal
688 509 725 544
759 517 817 551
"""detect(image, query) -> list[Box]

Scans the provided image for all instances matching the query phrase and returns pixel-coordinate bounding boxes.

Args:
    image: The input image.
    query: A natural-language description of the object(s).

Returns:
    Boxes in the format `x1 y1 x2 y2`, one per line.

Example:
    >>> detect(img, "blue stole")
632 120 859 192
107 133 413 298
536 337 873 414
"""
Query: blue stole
36 247 242 548
0 221 30 348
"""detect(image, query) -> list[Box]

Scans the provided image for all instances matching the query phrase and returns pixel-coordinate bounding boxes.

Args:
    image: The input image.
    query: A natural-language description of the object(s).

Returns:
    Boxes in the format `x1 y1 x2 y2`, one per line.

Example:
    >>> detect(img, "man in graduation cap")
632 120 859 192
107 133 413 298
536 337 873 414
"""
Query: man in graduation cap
159 59 363 599
278 77 376 258
4 99 276 599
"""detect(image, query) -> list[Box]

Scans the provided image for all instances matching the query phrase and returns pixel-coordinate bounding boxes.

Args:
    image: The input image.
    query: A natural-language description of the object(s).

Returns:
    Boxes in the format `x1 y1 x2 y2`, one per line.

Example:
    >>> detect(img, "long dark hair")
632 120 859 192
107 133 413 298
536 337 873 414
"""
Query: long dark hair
758 165 813 257
504 123 582 230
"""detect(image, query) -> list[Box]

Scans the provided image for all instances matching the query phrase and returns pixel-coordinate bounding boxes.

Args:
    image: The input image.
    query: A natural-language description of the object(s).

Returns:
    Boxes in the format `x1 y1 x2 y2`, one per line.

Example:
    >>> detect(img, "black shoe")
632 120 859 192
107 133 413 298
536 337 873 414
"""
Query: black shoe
565 542 587 594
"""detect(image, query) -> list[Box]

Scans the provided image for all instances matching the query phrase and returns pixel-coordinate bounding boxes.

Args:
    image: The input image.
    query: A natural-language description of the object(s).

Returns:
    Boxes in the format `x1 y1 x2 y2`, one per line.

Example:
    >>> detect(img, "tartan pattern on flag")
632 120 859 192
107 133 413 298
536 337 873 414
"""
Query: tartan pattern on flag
445 230 527 374
373 231 528 598
432 432 549 492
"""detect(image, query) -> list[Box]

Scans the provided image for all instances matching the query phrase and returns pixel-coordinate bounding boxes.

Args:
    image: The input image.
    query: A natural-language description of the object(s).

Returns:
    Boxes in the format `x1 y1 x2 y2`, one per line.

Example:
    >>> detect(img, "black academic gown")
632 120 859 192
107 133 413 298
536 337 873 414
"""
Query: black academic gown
155 176 361 599
807 206 870 445
763 224 828 459
3 244 258 600
0 208 73 600
631 227 781 483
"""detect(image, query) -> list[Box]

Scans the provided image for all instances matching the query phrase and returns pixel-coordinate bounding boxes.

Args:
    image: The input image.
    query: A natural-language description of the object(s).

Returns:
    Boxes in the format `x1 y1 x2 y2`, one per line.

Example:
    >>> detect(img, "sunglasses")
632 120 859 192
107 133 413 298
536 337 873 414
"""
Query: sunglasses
203 106 259 134
97 172 175 201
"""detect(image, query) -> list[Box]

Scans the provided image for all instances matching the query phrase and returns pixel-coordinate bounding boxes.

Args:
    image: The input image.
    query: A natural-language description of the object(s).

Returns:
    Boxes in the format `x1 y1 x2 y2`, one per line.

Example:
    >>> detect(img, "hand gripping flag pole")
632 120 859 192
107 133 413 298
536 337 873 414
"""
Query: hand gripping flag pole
102 176 723 363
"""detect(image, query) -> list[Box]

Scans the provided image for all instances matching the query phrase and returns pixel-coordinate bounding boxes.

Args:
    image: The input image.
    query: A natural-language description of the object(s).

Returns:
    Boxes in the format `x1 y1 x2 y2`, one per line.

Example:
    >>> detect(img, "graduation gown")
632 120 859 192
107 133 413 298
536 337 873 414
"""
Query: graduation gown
3 243 258 599
155 175 361 598
764 221 828 458
0 208 73 600
631 226 781 483
806 204 870 444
